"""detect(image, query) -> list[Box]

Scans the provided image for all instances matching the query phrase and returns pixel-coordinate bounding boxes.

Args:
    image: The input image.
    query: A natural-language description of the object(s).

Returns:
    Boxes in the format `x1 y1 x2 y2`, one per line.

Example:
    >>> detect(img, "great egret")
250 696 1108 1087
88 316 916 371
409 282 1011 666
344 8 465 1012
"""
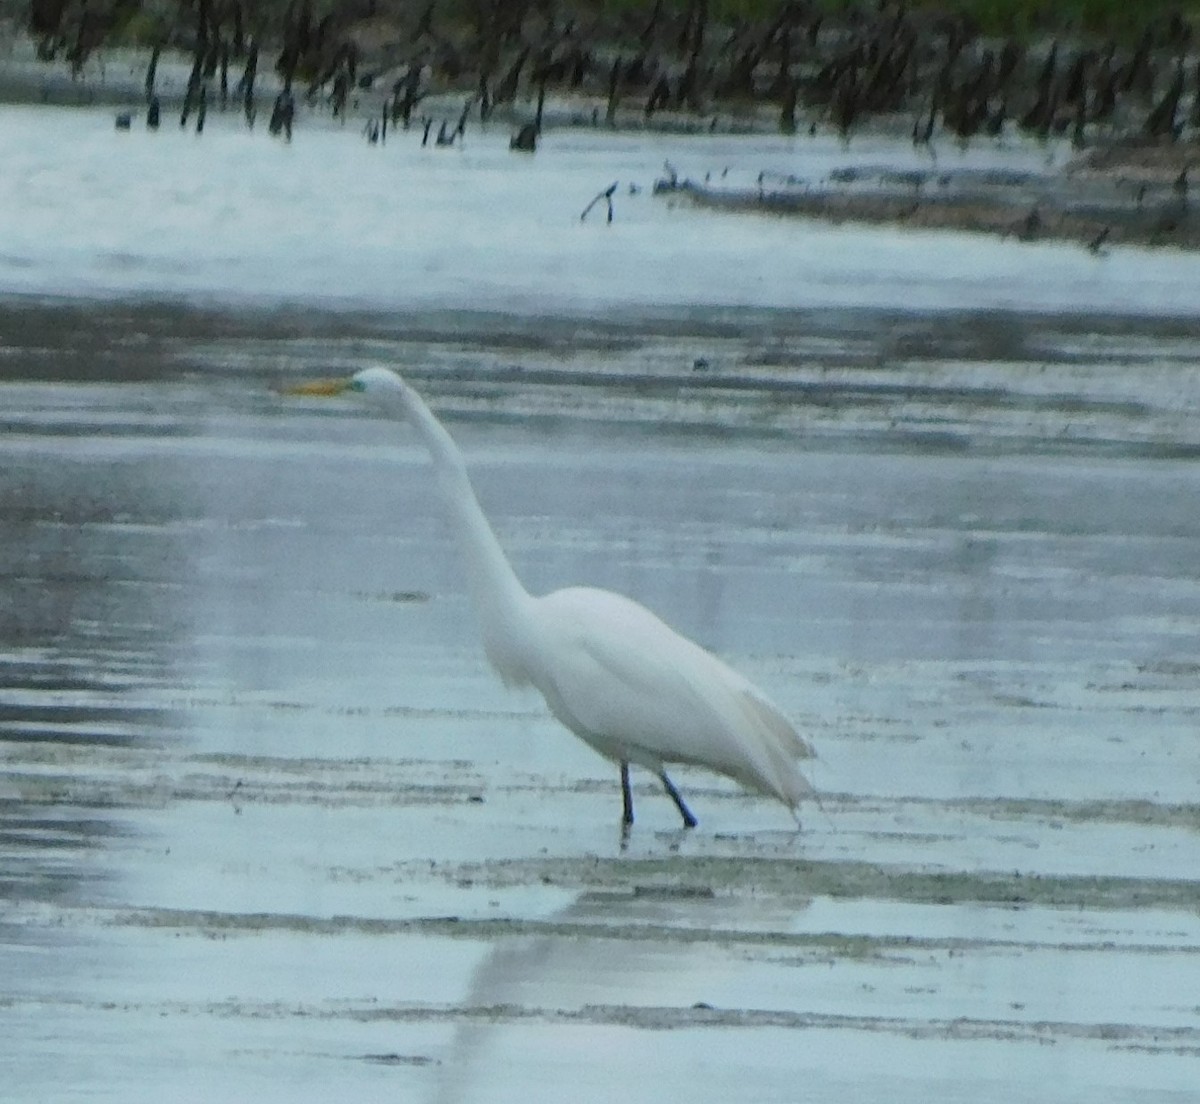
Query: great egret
289 367 815 829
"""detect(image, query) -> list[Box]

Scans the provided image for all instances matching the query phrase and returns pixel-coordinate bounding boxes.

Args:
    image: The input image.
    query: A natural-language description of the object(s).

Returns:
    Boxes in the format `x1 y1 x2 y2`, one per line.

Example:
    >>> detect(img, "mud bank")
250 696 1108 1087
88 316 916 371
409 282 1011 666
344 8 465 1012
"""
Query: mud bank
655 140 1200 250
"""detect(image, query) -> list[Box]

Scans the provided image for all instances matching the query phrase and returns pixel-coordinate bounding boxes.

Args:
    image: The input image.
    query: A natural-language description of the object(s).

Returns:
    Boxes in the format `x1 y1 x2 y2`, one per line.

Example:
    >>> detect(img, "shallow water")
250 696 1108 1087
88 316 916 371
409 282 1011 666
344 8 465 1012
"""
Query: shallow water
3 103 1200 314
2 105 1200 1103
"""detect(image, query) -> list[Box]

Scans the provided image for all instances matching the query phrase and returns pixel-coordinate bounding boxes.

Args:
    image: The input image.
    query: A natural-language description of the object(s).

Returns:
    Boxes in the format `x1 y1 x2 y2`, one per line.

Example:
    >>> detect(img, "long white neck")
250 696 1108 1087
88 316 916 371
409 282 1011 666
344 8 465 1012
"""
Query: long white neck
379 377 536 686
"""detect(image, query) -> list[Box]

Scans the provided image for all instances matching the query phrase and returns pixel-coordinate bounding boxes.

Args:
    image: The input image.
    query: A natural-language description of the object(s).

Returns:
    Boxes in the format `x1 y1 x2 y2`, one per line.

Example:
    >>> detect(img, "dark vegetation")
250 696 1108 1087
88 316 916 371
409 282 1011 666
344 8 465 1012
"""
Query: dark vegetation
19 1 1200 144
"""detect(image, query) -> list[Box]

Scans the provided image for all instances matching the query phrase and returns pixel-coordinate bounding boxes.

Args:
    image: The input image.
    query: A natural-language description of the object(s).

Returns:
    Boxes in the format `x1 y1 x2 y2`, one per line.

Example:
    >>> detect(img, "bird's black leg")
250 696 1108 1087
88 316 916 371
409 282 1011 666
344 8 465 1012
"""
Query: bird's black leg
620 761 634 827
659 771 698 829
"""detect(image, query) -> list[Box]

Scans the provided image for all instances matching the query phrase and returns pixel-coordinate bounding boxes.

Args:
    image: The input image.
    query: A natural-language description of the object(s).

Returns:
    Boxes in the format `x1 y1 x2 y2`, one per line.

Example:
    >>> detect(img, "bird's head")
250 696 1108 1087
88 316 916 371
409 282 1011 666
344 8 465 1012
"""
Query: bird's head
285 367 452 466
285 367 409 410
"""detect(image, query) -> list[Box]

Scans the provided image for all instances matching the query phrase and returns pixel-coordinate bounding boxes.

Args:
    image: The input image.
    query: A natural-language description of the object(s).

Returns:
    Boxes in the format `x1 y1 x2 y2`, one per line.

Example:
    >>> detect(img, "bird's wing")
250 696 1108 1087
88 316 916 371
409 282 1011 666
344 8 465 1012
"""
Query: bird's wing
531 588 813 806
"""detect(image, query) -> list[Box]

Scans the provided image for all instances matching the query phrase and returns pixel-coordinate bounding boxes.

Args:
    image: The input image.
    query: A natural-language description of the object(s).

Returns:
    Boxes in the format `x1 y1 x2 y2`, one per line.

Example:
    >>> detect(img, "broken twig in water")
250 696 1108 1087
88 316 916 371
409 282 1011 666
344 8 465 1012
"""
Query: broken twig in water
581 182 619 224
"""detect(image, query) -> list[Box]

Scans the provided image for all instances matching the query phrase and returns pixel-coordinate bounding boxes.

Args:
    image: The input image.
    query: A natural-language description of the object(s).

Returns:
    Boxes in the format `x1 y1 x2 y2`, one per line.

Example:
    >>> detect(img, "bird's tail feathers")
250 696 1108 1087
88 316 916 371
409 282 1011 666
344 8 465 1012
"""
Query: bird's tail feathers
737 687 816 760
730 689 817 810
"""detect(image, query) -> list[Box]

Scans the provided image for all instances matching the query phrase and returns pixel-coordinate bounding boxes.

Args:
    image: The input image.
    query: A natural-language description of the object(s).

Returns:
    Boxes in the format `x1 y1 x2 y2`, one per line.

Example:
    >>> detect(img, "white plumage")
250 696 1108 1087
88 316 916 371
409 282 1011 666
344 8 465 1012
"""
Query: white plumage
295 366 815 829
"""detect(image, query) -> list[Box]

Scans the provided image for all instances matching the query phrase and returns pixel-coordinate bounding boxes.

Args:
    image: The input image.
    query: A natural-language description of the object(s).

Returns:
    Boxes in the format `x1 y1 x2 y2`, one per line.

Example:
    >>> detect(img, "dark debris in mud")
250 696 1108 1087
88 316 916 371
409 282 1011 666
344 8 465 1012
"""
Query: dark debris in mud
423 854 1200 914
357 1051 440 1067
103 897 1200 961
12 987 1199 1057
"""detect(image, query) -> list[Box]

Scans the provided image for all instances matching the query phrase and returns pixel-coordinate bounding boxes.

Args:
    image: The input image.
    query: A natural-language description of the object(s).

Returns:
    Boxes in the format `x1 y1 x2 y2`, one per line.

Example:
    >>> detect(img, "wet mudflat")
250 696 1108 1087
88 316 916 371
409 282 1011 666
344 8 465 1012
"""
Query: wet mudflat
2 298 1199 1104
2 106 1200 1103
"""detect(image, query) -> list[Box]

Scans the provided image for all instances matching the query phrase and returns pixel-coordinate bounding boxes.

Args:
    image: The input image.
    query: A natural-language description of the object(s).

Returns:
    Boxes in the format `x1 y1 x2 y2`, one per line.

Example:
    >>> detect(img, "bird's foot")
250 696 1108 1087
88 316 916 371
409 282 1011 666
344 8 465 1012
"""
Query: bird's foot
659 771 698 829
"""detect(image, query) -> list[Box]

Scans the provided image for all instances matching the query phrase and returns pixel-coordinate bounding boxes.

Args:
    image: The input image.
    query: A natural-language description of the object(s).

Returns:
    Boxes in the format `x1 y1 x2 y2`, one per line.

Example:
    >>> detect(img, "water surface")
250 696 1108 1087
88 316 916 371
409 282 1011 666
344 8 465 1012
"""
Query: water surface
1 105 1199 1104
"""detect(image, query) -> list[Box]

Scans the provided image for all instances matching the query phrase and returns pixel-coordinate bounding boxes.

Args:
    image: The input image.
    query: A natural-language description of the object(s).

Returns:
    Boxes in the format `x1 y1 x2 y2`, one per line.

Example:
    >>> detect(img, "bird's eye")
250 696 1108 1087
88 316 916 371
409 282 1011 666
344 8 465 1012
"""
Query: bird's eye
349 379 366 392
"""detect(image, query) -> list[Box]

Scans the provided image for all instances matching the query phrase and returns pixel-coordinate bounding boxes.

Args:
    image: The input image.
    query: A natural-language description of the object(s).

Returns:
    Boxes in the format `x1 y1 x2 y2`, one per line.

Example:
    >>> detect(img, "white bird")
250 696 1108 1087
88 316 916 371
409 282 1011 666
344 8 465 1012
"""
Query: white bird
289 367 815 830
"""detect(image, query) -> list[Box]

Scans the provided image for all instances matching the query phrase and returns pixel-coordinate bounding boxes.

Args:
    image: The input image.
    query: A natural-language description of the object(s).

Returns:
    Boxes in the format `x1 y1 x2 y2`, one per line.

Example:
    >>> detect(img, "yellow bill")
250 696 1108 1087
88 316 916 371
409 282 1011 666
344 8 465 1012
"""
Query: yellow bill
282 377 352 397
